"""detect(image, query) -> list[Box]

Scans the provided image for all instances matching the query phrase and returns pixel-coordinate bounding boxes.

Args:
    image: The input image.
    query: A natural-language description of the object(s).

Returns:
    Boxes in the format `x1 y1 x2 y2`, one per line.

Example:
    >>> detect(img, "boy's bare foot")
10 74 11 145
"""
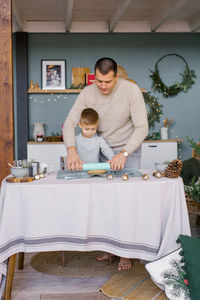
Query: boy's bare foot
97 252 116 264
118 257 132 271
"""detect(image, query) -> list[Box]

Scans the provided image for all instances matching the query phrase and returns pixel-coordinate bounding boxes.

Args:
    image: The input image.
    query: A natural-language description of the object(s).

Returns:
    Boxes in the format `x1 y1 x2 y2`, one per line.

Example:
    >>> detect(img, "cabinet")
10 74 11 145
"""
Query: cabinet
28 139 182 171
27 142 67 170
141 140 182 169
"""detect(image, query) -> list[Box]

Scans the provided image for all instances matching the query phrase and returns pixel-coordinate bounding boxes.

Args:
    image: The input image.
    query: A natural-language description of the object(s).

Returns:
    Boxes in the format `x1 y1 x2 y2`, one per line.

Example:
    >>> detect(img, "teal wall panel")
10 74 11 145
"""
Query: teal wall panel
27 33 200 160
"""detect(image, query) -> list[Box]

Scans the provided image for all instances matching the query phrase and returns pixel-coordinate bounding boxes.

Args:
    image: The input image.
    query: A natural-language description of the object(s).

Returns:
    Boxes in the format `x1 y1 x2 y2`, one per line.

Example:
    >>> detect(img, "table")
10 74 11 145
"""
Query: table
0 171 191 299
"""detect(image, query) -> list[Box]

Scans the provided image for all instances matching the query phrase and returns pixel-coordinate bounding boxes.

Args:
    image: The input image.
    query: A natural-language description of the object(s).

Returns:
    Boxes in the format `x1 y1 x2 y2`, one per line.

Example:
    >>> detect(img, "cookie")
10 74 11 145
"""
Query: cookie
88 169 107 175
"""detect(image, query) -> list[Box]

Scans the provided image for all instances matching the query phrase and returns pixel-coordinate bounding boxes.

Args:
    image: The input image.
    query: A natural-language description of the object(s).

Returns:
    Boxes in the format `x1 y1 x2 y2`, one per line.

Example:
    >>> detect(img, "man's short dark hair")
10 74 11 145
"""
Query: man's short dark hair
94 57 118 76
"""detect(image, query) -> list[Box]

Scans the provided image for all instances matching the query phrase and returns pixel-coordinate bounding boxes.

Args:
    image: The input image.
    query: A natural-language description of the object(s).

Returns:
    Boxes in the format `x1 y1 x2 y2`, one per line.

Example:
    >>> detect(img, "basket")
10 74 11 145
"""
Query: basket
186 194 200 215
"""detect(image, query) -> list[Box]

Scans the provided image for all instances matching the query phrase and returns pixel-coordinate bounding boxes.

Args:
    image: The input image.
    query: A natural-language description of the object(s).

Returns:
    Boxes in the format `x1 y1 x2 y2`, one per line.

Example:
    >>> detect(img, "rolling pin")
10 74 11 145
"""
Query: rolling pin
82 162 110 171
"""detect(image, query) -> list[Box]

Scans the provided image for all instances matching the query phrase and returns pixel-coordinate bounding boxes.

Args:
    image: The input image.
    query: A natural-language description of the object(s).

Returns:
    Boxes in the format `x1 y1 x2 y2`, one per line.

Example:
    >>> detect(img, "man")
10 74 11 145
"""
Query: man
63 57 148 270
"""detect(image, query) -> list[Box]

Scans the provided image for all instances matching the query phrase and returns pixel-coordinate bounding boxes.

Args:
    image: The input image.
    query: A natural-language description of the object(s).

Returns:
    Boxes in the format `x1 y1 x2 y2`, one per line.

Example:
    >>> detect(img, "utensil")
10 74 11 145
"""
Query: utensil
167 118 173 127
8 162 15 168
82 162 110 171
163 118 167 127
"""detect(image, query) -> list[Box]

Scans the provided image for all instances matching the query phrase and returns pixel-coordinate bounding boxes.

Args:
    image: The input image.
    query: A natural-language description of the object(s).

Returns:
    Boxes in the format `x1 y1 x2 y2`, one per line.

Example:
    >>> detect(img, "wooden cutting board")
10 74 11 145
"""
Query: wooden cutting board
72 67 90 86
6 177 35 183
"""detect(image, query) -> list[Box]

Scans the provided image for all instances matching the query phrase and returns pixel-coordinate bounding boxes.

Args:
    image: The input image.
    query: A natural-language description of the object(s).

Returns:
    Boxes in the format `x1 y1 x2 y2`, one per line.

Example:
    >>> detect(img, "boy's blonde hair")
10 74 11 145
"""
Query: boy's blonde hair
80 108 99 125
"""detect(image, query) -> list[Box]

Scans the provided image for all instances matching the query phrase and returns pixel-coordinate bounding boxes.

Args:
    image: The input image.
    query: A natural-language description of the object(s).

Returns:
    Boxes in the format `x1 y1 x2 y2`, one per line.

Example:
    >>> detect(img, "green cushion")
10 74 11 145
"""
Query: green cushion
179 235 200 300
180 158 200 185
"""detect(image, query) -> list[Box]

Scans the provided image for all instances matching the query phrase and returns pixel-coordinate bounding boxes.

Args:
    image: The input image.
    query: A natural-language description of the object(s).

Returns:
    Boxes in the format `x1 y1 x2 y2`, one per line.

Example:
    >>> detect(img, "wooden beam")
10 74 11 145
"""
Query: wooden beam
15 32 28 159
190 15 200 32
65 0 74 32
109 0 132 32
12 0 23 31
0 0 14 183
151 0 191 32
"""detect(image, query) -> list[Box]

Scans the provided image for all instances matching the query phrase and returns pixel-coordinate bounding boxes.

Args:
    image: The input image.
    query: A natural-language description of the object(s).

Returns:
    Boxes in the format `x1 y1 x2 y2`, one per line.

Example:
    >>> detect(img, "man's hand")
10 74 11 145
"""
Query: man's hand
66 146 83 170
110 152 127 171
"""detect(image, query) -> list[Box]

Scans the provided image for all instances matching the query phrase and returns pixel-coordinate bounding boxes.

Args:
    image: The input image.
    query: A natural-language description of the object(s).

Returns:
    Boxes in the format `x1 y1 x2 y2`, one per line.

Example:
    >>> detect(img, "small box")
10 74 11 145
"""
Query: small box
86 73 95 85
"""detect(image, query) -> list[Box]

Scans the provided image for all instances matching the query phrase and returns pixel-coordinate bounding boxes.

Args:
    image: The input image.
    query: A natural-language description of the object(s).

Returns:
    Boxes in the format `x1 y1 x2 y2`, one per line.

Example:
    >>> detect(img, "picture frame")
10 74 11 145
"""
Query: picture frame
41 59 66 90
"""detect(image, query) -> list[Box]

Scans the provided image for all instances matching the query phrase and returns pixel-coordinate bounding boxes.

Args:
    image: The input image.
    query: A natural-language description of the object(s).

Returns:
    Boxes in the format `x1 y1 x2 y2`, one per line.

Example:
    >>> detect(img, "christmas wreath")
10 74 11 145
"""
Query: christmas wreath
150 54 196 98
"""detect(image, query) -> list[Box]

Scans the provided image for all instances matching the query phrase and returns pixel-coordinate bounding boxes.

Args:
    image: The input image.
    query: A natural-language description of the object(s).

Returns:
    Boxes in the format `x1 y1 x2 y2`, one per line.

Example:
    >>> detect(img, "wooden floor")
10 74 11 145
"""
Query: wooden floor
10 214 200 300
11 253 111 300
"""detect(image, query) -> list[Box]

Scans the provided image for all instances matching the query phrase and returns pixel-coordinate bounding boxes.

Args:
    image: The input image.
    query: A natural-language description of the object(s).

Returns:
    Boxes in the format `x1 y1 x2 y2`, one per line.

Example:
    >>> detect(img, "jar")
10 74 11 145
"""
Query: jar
37 135 44 142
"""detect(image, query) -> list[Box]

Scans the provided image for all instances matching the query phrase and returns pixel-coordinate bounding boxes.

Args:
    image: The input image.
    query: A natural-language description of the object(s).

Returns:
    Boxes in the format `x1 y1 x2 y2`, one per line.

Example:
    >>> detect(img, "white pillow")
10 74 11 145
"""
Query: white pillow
145 248 190 300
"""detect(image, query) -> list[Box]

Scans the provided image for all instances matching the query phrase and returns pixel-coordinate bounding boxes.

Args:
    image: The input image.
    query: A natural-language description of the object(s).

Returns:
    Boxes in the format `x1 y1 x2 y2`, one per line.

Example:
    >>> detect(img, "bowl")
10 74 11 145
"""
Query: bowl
10 167 29 178
154 162 168 172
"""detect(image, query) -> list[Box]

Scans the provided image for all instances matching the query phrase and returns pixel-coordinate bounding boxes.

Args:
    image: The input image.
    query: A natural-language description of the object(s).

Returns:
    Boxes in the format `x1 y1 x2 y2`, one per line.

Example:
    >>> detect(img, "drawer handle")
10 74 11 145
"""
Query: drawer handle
148 145 158 148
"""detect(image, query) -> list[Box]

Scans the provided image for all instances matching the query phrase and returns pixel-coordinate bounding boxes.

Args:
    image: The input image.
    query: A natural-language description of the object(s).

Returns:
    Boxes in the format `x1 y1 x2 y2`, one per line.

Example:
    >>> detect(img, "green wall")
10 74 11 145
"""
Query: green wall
26 33 200 160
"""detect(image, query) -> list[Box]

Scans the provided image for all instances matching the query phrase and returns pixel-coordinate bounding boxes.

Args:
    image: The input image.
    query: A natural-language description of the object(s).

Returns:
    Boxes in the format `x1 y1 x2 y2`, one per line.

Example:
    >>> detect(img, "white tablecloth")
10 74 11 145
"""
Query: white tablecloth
0 170 191 292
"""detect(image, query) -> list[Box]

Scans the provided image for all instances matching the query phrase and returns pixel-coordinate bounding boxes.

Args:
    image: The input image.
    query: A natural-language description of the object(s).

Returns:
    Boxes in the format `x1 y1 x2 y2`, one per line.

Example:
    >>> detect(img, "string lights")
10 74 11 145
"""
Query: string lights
29 94 68 104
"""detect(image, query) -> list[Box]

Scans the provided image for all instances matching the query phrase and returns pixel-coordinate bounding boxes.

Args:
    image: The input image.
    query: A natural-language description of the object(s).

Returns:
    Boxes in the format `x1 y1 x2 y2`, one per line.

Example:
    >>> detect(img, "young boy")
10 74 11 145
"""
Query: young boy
75 108 114 163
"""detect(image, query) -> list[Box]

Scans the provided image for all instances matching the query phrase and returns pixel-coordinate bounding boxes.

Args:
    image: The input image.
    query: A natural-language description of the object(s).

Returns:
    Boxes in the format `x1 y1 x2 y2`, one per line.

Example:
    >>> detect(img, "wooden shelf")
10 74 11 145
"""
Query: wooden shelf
28 88 82 94
28 139 184 145
28 141 64 144
143 139 184 143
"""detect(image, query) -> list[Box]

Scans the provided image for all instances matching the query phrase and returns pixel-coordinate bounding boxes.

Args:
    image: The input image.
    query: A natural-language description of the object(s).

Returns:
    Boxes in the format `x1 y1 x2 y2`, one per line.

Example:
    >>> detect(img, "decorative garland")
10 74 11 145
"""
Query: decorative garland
142 91 163 129
150 54 196 98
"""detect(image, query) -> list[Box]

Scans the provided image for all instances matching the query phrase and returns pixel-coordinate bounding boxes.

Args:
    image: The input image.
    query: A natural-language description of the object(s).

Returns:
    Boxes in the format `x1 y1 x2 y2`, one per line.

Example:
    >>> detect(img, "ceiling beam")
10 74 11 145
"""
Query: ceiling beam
109 0 132 32
65 0 74 32
190 15 200 32
151 0 191 32
12 0 23 31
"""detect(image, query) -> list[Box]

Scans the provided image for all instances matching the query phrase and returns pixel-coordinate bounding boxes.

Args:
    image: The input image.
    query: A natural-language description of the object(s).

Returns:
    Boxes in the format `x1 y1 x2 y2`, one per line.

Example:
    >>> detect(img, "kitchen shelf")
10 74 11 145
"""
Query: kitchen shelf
28 88 82 94
143 139 183 143
28 139 184 144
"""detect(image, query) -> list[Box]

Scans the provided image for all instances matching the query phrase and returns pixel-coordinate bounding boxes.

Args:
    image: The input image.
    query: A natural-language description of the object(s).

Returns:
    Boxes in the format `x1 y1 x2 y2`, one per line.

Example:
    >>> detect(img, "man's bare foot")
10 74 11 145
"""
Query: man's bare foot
97 252 116 264
118 257 132 271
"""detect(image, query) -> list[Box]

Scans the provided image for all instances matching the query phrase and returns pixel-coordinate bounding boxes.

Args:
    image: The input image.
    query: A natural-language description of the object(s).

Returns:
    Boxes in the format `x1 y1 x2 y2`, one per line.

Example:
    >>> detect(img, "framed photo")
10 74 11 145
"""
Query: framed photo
41 59 66 90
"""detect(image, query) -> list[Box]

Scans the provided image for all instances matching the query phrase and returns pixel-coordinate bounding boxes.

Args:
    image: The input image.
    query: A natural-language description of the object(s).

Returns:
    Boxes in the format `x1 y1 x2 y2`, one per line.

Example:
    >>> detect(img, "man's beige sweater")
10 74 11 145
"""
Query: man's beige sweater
63 79 148 154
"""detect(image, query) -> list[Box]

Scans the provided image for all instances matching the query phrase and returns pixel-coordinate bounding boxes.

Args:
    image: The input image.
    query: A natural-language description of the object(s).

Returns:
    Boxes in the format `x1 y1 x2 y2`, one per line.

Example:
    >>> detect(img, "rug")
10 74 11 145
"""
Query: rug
100 260 167 299
30 251 119 277
41 292 110 299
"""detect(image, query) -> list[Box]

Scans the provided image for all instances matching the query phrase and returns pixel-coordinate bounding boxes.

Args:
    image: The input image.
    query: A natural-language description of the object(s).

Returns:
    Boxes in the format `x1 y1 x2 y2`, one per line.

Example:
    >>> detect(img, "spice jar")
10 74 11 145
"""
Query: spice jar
37 135 44 142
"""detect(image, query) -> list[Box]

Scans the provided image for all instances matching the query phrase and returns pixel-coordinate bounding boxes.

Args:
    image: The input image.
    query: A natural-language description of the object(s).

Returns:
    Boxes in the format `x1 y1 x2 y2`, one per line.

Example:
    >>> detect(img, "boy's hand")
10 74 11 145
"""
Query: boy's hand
67 146 83 170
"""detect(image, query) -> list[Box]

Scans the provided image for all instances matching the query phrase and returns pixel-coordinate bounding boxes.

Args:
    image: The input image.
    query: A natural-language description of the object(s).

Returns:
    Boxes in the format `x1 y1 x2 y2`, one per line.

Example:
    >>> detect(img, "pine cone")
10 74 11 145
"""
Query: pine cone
164 159 182 178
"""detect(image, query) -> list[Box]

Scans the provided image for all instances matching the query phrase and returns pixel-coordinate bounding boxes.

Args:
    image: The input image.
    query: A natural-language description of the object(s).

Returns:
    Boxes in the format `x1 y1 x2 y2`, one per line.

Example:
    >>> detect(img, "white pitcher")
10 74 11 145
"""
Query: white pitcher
33 122 45 141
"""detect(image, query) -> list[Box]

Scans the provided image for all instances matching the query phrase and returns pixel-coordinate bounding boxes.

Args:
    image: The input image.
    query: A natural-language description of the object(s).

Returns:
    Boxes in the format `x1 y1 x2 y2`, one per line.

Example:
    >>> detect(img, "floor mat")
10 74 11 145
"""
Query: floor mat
100 260 167 299
30 251 119 277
